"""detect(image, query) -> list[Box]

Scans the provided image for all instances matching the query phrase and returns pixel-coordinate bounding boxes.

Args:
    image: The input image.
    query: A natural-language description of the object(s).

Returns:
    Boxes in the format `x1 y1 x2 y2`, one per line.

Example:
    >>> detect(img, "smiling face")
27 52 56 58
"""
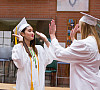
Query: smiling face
21 26 35 41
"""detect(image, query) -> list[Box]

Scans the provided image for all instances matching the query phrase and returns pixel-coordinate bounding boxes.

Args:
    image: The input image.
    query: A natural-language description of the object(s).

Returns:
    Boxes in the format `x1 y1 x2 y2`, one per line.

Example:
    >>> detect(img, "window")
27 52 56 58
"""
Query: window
0 31 11 47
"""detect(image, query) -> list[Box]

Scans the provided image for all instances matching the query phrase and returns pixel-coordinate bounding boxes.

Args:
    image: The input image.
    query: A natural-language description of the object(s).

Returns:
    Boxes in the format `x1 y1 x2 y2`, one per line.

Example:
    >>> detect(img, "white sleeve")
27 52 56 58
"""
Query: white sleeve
35 45 54 67
43 43 55 66
50 38 92 63
12 44 28 68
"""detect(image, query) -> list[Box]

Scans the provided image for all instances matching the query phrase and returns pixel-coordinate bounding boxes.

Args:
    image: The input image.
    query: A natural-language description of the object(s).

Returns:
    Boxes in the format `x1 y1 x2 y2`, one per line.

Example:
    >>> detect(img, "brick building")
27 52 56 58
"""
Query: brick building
0 0 100 42
0 0 100 86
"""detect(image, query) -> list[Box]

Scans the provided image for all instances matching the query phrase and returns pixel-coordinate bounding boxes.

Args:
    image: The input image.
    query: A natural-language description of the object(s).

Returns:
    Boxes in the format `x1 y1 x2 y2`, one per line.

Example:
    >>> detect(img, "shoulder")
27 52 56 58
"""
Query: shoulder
71 36 95 47
35 45 44 52
13 44 23 50
86 36 98 51
82 36 97 48
70 38 90 52
35 45 43 49
71 36 97 52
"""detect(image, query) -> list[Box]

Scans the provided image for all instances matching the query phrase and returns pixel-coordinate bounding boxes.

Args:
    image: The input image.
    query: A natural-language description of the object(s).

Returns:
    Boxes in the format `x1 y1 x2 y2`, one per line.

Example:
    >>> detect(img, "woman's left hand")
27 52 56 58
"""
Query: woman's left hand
36 31 50 47
36 31 47 41
70 24 79 42
12 34 23 41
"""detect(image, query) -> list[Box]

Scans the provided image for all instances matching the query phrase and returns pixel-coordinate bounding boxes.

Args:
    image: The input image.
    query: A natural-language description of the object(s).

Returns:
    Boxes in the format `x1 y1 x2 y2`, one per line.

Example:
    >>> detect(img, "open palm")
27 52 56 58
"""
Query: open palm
49 19 56 35
12 34 23 41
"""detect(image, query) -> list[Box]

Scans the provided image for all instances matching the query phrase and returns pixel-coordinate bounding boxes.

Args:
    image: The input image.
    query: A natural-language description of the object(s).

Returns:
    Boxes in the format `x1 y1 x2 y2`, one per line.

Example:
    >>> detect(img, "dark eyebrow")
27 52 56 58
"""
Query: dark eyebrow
28 28 33 31
28 29 35 32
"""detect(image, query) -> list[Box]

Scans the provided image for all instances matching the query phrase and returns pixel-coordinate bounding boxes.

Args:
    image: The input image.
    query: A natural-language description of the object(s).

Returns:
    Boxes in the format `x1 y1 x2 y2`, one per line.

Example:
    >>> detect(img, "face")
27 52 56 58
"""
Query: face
21 26 35 41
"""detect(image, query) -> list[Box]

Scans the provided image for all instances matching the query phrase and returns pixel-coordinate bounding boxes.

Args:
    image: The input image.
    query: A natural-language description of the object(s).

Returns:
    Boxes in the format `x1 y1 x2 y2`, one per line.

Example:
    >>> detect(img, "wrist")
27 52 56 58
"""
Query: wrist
19 39 23 41
44 38 48 43
18 36 23 42
45 40 49 43
18 41 23 43
50 35 56 41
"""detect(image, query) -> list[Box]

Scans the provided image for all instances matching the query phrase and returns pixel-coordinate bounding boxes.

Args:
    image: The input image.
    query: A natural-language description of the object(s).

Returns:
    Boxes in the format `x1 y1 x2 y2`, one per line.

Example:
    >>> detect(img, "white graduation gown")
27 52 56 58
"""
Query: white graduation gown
12 44 53 90
50 36 100 90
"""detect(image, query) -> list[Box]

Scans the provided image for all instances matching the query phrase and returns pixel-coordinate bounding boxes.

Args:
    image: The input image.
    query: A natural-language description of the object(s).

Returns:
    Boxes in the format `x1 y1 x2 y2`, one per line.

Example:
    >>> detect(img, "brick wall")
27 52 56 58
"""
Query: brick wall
0 0 100 42
0 0 100 86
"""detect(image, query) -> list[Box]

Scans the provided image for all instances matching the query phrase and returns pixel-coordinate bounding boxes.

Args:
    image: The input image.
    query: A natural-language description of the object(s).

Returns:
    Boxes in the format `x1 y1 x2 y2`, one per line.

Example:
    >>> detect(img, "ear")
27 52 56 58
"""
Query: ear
20 32 25 37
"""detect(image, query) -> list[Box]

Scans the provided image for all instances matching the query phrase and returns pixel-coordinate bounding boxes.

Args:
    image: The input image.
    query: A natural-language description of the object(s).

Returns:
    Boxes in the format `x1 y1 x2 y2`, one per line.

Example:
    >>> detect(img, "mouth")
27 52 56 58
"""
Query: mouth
32 35 34 37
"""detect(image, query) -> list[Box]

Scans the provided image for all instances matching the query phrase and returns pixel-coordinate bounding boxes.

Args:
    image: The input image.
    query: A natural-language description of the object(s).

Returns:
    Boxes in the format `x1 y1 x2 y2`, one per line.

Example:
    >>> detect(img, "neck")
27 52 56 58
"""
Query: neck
24 39 30 47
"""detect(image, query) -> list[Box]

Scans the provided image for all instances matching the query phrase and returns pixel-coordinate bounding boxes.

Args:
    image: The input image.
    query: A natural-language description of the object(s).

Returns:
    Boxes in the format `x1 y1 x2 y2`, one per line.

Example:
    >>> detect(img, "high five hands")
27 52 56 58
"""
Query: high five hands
12 20 79 45
49 19 79 42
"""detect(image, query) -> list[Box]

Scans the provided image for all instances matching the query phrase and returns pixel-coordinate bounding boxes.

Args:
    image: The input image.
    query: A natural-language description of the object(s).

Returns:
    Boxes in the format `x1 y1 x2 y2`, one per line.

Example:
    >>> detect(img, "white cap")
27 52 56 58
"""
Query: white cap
13 17 30 35
79 12 100 26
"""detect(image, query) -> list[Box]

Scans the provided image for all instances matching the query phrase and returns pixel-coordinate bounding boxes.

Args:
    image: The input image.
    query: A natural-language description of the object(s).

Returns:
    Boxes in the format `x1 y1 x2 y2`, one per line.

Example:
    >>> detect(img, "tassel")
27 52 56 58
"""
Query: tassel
30 82 34 90
30 57 34 90
15 26 17 45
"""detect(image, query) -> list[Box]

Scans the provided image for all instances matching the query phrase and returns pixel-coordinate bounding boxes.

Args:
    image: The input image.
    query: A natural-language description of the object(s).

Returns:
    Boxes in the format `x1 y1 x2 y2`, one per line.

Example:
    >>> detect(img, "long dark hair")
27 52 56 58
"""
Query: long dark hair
21 26 38 57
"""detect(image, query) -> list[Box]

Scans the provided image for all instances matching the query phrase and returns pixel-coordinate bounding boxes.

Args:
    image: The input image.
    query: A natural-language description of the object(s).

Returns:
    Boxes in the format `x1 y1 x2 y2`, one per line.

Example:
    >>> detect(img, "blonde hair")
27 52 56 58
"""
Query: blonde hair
80 21 100 53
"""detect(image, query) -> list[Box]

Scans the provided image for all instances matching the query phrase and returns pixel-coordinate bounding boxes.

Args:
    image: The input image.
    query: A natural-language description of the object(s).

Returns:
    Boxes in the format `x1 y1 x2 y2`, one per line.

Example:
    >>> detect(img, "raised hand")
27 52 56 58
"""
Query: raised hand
12 34 23 41
36 31 47 41
70 24 79 42
36 31 50 47
74 24 79 33
49 19 56 40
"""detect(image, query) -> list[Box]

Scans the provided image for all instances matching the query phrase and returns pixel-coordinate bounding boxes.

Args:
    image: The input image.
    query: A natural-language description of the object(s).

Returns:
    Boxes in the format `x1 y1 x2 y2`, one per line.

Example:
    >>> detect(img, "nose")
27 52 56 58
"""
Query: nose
31 31 34 36
31 31 34 34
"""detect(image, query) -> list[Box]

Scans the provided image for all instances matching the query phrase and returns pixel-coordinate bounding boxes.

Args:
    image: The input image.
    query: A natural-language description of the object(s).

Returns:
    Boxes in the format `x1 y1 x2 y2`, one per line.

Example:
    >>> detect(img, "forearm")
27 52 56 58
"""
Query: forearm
44 38 50 48
50 35 56 41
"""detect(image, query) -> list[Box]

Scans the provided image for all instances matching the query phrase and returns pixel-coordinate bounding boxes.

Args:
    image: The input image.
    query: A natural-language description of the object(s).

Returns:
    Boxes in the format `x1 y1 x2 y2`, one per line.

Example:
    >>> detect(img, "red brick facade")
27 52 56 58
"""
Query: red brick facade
0 0 100 42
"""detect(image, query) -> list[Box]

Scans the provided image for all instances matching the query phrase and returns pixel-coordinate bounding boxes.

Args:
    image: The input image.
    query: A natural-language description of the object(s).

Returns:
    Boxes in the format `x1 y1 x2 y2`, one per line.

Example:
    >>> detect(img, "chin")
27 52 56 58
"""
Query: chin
30 37 34 40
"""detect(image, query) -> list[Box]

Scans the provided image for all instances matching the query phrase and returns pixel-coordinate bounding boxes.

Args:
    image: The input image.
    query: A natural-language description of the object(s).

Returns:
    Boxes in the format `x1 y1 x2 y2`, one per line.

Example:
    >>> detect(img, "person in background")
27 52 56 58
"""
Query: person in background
48 12 100 90
12 17 53 90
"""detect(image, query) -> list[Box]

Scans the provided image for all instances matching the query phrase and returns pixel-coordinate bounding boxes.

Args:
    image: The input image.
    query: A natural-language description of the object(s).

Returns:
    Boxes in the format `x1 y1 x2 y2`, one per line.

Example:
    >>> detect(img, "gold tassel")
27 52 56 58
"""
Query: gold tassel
30 55 39 90
15 26 17 45
30 57 34 90
30 82 34 90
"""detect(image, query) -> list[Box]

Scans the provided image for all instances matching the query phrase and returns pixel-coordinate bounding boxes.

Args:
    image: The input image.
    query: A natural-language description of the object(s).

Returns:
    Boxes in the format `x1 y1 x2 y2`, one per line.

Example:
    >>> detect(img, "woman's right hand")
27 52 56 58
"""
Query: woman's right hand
12 34 23 41
49 19 56 40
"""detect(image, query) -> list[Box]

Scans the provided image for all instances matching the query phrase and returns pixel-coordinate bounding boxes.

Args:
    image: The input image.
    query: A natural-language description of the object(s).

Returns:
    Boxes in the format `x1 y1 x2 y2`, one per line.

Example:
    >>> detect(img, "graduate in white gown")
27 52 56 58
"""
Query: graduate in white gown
48 12 100 90
12 17 53 90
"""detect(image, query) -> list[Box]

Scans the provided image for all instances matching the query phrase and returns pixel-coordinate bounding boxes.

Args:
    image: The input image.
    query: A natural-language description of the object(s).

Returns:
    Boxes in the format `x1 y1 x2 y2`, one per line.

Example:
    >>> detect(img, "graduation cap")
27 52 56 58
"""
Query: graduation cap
13 17 30 35
79 12 100 26
13 17 30 44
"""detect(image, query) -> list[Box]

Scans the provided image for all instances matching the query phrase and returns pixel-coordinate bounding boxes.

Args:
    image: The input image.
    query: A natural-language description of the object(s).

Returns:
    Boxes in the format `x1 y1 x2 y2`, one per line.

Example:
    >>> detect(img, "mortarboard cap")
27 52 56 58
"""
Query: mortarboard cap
13 17 30 35
13 17 30 45
79 12 100 26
